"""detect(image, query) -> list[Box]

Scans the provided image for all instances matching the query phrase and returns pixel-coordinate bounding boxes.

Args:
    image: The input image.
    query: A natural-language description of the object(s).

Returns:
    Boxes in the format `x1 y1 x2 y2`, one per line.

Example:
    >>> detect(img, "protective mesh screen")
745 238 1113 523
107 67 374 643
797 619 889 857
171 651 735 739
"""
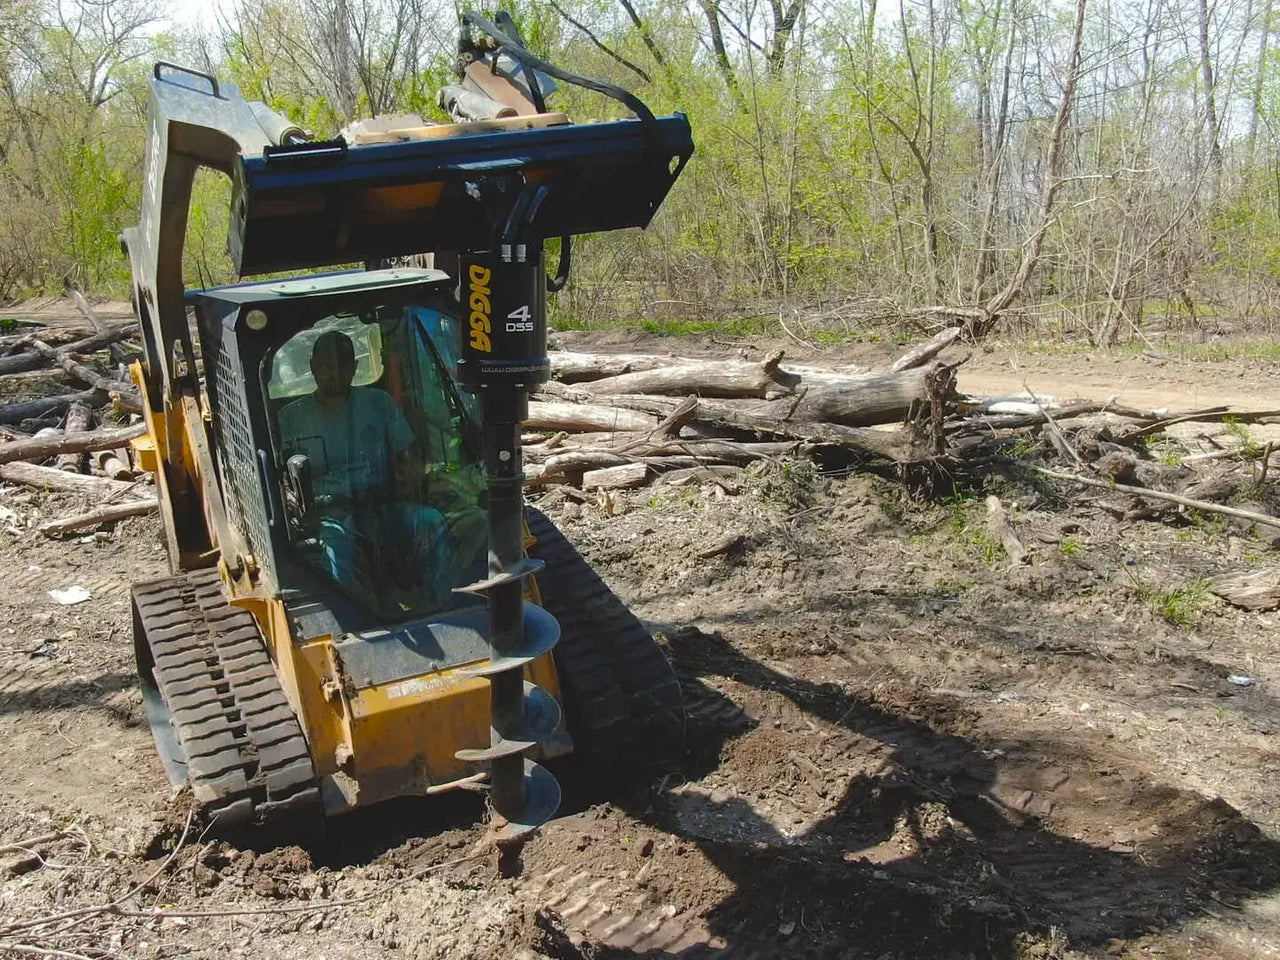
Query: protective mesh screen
213 340 272 567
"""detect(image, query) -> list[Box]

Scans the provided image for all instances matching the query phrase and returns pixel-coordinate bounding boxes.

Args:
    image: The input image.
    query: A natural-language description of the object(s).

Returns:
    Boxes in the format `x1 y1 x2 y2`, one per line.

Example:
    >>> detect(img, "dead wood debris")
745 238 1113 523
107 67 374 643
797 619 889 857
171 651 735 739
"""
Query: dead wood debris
0 302 1277 547
529 343 1280 551
0 295 152 534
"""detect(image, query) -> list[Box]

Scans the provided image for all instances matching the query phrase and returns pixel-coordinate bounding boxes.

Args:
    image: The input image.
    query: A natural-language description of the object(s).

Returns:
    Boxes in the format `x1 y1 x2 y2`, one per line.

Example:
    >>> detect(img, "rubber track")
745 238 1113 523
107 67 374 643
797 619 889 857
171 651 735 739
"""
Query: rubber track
526 507 684 762
132 568 320 829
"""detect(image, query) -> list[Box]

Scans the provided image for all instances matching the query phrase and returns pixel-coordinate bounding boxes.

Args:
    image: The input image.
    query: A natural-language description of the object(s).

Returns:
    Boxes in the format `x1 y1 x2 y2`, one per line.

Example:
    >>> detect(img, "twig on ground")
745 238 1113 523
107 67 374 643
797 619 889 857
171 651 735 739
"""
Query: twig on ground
1 807 194 937
0 831 73 856
4 942 107 960
1023 381 1083 469
1 839 487 944
1117 406 1280 442
1031 467 1280 531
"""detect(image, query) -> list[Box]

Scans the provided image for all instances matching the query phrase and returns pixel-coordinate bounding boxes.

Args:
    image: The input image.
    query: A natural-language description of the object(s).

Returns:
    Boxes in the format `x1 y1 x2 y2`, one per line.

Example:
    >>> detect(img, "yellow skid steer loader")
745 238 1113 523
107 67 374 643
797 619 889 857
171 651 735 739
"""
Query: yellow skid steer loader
121 12 692 839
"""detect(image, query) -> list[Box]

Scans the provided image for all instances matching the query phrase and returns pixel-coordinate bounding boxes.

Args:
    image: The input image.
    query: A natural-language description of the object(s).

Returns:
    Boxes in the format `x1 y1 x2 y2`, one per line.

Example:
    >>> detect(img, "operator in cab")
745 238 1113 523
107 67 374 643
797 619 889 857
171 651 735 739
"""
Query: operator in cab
277 330 452 612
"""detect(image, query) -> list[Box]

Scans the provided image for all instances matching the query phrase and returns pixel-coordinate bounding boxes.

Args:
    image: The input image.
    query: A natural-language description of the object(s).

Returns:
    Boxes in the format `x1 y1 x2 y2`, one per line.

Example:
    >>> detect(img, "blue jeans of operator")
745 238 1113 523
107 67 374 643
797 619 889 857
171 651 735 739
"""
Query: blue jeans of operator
315 501 452 608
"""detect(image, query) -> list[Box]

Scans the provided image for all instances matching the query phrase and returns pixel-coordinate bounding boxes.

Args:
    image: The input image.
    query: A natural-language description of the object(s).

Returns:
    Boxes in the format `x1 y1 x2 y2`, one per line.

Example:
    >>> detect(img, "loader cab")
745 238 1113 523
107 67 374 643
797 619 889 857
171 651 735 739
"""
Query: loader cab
190 267 488 624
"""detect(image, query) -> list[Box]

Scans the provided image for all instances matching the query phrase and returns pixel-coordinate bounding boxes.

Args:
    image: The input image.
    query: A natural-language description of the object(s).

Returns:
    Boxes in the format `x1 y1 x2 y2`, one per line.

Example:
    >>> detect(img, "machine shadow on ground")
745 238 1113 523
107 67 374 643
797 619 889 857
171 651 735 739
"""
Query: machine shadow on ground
564 625 1280 959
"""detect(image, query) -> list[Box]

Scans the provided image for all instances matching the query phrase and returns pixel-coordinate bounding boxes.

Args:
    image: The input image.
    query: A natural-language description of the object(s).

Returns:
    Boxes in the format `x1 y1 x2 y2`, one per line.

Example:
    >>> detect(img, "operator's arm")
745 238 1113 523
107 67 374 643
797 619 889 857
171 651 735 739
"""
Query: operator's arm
377 392 420 498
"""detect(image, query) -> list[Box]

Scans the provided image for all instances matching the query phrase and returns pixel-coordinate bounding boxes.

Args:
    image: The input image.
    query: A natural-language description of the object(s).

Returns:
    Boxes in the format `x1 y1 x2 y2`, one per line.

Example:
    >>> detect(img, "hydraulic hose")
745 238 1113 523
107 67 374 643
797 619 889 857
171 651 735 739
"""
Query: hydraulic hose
462 11 661 150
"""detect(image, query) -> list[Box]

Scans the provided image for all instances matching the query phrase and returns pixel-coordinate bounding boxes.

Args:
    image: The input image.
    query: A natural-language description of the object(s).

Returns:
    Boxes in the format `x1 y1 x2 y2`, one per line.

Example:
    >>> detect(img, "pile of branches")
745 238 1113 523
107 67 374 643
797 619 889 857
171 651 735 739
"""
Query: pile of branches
526 332 1280 612
2 294 1278 577
524 328 963 492
0 284 154 535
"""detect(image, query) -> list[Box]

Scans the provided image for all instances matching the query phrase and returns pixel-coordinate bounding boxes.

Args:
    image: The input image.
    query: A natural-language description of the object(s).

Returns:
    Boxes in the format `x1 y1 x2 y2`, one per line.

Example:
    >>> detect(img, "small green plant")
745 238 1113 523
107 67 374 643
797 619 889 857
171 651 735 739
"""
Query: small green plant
746 458 819 512
1008 433 1038 458
1144 435 1185 466
934 576 976 595
1224 418 1264 459
944 497 1002 565
1127 572 1213 627
1058 536 1082 556
1158 582 1213 626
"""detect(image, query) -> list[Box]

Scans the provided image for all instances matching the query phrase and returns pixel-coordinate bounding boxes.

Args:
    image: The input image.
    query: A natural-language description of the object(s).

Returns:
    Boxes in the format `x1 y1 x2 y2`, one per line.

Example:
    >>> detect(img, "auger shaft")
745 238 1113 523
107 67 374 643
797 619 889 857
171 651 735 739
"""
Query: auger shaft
455 246 562 838
482 390 531 818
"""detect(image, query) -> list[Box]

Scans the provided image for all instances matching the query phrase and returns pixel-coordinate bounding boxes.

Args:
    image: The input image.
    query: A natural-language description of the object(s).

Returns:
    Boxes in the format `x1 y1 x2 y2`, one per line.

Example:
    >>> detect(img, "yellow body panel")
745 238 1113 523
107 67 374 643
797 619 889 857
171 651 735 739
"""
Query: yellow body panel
238 592 565 810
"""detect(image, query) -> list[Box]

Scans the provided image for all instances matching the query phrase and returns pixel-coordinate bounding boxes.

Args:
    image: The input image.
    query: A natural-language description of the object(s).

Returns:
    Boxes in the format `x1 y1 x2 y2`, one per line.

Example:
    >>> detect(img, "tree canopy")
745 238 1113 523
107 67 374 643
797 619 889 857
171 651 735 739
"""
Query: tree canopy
2 0 1278 343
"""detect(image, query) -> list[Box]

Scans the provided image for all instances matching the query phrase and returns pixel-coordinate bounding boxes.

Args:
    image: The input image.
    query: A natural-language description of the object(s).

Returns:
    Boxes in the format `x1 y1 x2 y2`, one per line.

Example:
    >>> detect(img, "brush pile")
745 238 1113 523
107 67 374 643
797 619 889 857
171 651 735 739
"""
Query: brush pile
1 295 1278 582
0 285 154 535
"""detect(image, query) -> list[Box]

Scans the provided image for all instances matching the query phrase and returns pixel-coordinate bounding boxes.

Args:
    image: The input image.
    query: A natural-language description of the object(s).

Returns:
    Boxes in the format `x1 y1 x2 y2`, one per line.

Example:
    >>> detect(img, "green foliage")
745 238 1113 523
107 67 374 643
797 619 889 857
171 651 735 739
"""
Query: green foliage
1126 572 1214 627
745 458 820 513
946 498 1001 566
1224 419 1264 459
4 0 1280 332
1143 435 1185 467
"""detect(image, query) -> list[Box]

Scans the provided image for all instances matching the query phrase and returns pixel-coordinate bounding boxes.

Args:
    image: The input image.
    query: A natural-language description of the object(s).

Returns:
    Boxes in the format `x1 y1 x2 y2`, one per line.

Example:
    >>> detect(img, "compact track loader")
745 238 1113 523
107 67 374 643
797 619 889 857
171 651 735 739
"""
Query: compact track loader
121 13 692 839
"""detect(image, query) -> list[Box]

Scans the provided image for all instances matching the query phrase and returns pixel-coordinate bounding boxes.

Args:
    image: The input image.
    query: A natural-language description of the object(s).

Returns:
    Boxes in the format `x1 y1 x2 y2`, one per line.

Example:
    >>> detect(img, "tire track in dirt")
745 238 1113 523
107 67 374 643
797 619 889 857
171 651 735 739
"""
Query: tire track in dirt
502 623 1280 958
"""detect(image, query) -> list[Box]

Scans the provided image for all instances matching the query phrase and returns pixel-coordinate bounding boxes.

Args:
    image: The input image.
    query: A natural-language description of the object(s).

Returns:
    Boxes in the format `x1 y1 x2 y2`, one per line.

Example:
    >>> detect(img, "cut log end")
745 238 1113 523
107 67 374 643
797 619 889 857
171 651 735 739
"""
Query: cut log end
582 462 650 490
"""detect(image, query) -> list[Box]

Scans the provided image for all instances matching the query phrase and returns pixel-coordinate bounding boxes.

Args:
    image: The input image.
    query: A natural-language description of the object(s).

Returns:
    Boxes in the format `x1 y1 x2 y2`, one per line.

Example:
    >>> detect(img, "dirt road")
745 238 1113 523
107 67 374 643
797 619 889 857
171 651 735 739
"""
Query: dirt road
3 336 1280 958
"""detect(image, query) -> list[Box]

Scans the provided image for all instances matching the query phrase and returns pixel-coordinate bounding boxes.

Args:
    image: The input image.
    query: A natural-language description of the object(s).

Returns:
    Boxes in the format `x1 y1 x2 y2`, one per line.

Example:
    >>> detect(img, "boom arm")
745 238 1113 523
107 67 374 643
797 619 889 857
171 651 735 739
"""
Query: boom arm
120 63 289 404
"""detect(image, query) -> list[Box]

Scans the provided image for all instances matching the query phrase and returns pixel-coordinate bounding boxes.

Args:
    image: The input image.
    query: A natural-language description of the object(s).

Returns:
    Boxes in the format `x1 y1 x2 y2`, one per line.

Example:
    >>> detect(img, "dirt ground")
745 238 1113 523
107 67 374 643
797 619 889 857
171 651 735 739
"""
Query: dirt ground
4 334 1280 959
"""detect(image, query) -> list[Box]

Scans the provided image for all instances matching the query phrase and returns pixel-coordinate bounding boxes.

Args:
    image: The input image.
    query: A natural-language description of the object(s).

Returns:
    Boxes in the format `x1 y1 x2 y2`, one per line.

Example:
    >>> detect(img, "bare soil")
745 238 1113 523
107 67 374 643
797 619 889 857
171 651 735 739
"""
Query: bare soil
4 334 1280 959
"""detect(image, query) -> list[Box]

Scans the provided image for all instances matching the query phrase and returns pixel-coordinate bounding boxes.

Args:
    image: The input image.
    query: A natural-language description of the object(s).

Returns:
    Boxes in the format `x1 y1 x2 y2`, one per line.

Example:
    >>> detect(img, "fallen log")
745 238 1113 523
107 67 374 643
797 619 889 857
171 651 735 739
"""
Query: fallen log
551 350 689 382
1119 407 1280 443
0 388 103 425
549 350 867 384
0 460 141 496
578 350 796 400
545 364 937 429
949 400 1159 433
0 324 138 376
644 439 802 462
0 422 146 465
524 434 645 462
111 390 143 416
583 462 650 490
0 333 37 355
525 400 658 433
38 498 158 536
56 402 93 472
528 451 707 485
890 326 962 372
543 390 916 461
30 339 137 398
1032 466 1280 531
64 280 133 368
93 447 134 480
1209 570 1280 611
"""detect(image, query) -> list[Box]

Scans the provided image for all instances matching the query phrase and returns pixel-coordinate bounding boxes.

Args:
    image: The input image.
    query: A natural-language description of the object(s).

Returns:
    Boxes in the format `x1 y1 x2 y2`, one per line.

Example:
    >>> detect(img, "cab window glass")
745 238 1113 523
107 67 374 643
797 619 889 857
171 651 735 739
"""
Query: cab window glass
265 304 485 621
268 314 384 399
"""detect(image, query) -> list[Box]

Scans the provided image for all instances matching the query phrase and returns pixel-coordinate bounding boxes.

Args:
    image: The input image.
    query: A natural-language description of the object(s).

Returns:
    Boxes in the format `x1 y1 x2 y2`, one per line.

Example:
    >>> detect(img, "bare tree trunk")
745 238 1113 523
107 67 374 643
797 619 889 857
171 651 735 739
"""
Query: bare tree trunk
978 0 1088 333
39 499 157 536
971 0 1017 300
0 422 146 465
1196 0 1223 192
1250 0 1273 155
767 0 805 77
0 460 140 496
55 401 92 472
699 0 746 109
617 0 672 70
